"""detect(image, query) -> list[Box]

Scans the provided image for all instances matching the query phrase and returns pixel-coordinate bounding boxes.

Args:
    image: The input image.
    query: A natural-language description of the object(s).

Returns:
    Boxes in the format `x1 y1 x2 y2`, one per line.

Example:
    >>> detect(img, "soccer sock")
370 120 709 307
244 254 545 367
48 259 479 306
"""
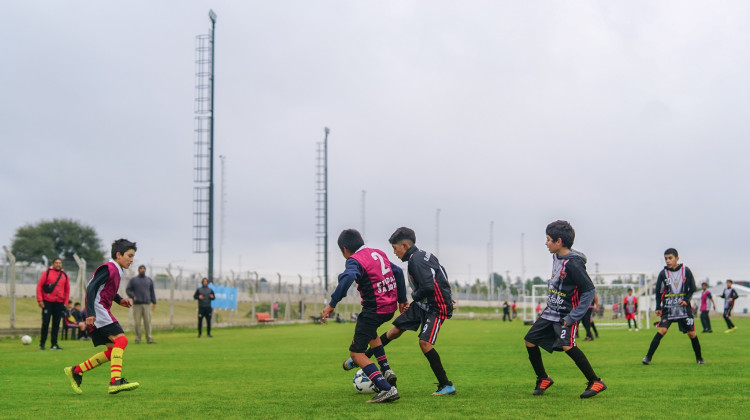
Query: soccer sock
565 346 598 382
424 348 451 386
365 333 391 358
591 323 599 337
691 336 703 360
371 345 391 371
647 332 664 358
526 345 547 379
110 336 128 384
76 349 111 374
362 363 391 391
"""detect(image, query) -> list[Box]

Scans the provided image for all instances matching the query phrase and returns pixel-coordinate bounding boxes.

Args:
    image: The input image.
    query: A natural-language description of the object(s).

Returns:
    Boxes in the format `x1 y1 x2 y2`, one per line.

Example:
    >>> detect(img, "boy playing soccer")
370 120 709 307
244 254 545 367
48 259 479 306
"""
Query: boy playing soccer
699 282 716 333
321 229 407 403
624 288 639 331
64 239 140 394
347 227 457 396
642 248 704 365
720 279 739 333
524 220 606 399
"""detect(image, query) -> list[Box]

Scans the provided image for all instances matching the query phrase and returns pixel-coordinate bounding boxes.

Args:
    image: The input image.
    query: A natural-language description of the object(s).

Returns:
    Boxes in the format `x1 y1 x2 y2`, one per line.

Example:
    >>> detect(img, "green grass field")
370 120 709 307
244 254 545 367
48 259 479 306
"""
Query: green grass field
1 314 748 419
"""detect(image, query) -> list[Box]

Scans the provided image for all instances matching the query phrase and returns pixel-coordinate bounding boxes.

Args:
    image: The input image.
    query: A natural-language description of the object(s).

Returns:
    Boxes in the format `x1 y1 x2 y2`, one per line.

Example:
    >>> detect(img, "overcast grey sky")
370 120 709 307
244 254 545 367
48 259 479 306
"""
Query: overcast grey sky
2 1 749 285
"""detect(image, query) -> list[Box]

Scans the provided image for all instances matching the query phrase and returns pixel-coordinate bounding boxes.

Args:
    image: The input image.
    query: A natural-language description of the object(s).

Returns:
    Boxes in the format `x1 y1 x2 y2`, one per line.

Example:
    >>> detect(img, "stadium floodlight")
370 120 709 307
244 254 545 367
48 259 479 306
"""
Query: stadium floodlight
209 9 217 23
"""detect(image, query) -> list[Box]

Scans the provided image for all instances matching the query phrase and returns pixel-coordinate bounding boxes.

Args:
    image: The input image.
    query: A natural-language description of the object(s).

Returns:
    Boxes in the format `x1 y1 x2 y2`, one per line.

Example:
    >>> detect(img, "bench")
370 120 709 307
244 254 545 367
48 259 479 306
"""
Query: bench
256 312 276 323
310 316 322 324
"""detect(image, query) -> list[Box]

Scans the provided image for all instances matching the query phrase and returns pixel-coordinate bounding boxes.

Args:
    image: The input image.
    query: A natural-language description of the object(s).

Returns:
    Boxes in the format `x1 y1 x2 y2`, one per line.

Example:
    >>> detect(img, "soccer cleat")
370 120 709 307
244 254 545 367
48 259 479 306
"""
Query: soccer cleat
584 336 593 341
342 358 357 371
432 383 457 396
533 376 554 395
64 366 83 394
366 386 400 403
697 358 706 364
642 356 651 365
383 369 397 387
725 327 737 333
50 344 62 350
147 340 157 344
635 328 639 332
580 379 607 398
39 345 45 350
108 378 140 394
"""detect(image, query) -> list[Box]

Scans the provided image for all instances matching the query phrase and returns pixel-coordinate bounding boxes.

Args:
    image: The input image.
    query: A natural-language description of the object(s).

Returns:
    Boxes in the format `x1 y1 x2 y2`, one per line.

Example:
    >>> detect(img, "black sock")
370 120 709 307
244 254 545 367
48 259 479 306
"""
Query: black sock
526 345 547 379
565 346 598 382
691 336 702 360
647 332 663 358
424 348 451 386
365 333 391 358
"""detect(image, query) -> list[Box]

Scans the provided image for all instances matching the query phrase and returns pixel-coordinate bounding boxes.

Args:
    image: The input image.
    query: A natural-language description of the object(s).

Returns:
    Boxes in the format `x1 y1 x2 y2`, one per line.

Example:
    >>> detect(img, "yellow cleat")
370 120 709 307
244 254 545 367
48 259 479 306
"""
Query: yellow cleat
64 366 83 394
108 378 140 394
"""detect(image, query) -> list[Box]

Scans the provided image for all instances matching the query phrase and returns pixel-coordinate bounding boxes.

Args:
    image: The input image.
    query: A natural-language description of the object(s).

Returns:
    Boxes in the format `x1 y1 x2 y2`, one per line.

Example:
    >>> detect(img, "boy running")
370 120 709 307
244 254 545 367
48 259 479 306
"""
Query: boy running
322 229 406 403
350 227 456 396
720 279 739 333
699 282 716 333
642 248 704 365
524 220 606 399
64 239 140 395
624 288 639 331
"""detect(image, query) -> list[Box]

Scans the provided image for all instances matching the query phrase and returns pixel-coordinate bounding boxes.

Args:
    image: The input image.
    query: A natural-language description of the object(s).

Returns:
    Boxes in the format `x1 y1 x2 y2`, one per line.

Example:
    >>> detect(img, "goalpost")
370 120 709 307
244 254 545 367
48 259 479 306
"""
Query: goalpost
529 273 657 330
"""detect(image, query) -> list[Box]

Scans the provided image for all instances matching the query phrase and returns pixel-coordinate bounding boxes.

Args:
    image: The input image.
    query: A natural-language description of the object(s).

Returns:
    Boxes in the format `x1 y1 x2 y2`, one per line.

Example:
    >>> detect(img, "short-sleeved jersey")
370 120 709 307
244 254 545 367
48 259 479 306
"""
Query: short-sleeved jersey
540 251 595 323
624 295 637 314
700 289 713 311
349 248 399 314
85 260 124 329
401 246 453 320
654 264 695 320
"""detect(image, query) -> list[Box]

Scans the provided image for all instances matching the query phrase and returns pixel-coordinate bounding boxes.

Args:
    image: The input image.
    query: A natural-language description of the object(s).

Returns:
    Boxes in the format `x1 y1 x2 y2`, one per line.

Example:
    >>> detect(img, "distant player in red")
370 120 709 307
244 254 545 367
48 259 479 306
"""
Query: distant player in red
699 282 716 333
623 288 638 331
64 239 140 394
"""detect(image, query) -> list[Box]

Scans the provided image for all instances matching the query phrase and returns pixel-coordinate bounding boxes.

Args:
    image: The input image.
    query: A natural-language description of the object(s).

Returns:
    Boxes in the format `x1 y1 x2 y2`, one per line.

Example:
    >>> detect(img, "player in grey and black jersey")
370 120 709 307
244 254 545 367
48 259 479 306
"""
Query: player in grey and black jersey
642 248 704 365
523 220 607 399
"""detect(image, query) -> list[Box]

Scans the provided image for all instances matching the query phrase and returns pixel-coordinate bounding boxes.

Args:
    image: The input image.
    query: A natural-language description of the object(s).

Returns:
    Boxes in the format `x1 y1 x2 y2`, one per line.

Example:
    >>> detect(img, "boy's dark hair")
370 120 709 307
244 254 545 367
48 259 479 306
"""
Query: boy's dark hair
545 220 575 249
74 302 81 306
664 248 678 258
701 282 708 287
389 227 416 245
337 229 365 253
627 288 633 292
111 238 137 259
727 279 733 285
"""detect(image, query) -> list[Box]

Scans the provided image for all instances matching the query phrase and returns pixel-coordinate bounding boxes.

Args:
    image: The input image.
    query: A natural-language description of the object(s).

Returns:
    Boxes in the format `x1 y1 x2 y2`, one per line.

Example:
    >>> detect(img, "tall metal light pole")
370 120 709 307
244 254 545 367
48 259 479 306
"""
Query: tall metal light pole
207 9 217 282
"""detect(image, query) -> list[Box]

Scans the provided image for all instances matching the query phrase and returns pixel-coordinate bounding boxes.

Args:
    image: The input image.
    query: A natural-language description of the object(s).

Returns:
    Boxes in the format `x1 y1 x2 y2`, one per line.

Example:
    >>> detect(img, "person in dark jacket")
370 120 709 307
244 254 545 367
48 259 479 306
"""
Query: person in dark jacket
194 278 215 337
126 265 157 344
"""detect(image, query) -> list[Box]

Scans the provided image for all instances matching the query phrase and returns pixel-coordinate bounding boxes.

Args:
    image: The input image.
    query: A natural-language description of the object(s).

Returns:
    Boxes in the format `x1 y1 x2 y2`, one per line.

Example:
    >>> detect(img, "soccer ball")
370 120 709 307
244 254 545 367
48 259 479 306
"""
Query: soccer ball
21 335 32 345
352 369 377 394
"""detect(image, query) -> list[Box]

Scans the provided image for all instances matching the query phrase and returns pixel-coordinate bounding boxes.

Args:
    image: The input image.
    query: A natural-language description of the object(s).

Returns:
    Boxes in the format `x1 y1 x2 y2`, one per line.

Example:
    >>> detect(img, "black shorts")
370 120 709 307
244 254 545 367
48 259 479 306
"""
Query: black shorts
657 316 695 333
392 304 447 345
89 322 125 347
198 307 213 318
524 317 577 353
350 312 394 353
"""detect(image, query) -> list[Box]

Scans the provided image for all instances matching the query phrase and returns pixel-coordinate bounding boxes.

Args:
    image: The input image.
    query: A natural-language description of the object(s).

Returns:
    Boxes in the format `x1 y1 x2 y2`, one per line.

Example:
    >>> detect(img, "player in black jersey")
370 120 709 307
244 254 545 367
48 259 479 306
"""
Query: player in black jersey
642 248 704 365
524 220 607 399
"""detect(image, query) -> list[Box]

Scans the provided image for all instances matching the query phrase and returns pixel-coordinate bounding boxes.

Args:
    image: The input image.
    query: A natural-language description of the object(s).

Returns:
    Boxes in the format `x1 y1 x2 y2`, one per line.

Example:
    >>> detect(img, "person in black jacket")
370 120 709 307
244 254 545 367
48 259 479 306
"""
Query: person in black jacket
642 248 704 365
363 227 456 396
194 278 215 338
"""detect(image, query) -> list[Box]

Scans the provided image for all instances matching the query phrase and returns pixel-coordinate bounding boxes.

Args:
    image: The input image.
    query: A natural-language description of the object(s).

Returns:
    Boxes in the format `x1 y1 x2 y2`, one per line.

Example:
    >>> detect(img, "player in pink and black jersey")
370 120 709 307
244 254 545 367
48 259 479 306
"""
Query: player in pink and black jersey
642 248 704 365
524 220 607 399
322 229 406 403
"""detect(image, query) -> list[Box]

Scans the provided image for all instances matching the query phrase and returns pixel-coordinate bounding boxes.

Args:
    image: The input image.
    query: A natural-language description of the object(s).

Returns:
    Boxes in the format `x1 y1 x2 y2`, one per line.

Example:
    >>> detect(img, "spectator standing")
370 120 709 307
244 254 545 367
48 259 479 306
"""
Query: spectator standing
36 258 70 350
194 278 215 337
126 265 157 344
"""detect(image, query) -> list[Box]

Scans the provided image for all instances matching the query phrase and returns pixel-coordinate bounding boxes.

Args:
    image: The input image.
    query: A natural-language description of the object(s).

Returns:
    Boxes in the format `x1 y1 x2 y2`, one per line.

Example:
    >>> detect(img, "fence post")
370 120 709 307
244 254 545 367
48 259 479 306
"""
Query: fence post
166 267 176 329
3 246 16 329
251 271 258 321
72 253 87 307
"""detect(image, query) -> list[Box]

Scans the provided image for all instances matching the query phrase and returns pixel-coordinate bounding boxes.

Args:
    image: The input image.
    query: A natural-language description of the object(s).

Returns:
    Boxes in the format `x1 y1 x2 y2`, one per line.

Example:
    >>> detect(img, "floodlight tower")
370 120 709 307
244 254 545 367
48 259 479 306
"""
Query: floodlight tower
316 128 330 290
193 10 217 282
